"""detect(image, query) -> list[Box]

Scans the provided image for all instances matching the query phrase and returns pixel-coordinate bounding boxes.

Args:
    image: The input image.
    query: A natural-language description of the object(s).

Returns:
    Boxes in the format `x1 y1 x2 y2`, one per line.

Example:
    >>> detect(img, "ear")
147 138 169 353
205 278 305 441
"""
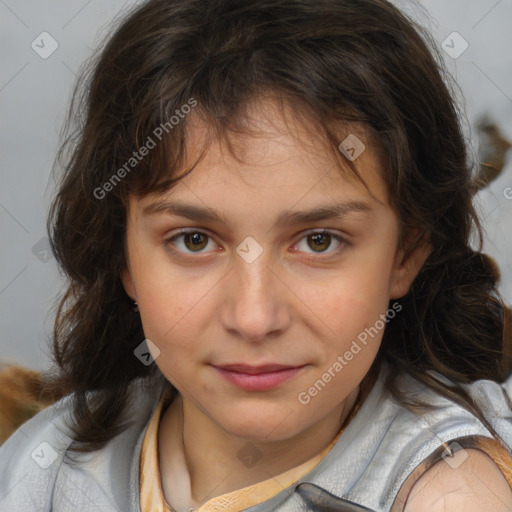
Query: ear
120 267 137 301
390 237 432 299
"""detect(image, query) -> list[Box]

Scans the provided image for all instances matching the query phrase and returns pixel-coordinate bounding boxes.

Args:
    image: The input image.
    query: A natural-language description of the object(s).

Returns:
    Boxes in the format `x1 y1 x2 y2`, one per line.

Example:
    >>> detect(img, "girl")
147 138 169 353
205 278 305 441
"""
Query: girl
1 0 511 511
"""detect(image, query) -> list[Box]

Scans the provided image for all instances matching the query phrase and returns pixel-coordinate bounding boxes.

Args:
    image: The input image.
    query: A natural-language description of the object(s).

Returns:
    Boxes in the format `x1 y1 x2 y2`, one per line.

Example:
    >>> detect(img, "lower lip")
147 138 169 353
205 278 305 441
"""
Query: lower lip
213 366 304 391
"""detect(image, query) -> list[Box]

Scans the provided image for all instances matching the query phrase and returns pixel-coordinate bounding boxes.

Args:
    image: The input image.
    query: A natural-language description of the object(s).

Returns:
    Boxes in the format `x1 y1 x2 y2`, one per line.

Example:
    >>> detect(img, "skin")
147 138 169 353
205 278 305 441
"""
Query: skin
405 449 512 511
121 96 444 508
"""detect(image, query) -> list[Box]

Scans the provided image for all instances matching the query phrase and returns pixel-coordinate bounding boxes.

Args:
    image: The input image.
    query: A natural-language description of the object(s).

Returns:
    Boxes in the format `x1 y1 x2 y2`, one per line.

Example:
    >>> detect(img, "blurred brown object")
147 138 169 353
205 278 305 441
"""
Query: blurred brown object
0 365 55 445
476 116 512 189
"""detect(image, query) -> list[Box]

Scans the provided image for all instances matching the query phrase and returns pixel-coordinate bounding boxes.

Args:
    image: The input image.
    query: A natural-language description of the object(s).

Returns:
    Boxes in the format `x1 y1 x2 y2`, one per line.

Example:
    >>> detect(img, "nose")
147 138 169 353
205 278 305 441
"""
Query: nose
220 252 291 342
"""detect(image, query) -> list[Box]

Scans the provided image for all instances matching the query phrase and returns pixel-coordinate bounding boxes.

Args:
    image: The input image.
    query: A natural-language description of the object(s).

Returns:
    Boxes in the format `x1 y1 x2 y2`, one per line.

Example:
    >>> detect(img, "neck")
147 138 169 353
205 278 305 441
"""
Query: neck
159 388 359 508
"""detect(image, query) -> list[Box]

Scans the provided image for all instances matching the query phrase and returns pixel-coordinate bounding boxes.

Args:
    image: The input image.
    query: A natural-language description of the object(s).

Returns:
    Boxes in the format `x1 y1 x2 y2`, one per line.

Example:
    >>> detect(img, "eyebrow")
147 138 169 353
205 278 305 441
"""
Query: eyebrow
142 199 373 227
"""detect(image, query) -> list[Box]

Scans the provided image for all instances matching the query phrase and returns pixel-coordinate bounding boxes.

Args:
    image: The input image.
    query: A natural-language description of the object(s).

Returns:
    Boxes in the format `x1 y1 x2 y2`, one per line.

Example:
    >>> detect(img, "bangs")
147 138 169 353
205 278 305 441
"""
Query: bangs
117 88 379 210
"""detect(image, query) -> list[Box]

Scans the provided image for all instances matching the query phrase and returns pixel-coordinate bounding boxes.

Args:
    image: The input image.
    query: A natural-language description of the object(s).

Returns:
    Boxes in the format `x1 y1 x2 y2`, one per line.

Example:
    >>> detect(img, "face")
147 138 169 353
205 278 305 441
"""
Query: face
122 97 428 442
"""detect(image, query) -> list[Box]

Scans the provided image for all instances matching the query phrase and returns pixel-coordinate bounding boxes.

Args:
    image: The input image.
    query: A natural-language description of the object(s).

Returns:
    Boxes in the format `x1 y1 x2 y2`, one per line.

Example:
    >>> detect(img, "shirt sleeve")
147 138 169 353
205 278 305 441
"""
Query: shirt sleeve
0 397 73 511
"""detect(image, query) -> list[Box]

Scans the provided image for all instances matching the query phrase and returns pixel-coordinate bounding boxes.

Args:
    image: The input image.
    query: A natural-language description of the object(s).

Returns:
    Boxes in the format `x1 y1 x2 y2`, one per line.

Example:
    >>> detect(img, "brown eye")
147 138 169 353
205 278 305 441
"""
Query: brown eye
307 232 332 252
167 230 215 254
183 232 209 252
292 230 346 257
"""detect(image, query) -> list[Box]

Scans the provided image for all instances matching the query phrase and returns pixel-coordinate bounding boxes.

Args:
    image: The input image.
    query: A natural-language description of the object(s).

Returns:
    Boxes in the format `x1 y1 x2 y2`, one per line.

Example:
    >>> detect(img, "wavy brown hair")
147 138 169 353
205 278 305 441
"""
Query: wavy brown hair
45 0 512 452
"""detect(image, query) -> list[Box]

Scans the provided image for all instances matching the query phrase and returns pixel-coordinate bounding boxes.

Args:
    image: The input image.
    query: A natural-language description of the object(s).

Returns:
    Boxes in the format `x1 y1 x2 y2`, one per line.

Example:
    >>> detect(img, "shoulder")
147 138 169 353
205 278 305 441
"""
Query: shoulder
380 370 512 510
404 448 512 512
0 395 75 510
0 378 164 511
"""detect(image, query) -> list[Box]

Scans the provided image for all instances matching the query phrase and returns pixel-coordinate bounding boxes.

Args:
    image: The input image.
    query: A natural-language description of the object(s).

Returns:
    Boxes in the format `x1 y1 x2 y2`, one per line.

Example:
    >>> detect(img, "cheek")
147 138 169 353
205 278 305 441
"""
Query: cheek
134 271 222 370
295 257 394 381
303 266 393 336
135 287 197 373
138 293 206 389
132 250 214 340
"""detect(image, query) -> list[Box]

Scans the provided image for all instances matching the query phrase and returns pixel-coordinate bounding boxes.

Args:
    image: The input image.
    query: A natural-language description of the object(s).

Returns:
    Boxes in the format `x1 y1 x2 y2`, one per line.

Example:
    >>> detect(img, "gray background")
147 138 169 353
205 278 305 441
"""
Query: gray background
1 0 511 371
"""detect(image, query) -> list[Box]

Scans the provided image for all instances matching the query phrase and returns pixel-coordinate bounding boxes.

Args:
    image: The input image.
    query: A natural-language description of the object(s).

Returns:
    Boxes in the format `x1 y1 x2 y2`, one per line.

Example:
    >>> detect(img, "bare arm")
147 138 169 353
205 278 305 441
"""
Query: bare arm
404 449 512 512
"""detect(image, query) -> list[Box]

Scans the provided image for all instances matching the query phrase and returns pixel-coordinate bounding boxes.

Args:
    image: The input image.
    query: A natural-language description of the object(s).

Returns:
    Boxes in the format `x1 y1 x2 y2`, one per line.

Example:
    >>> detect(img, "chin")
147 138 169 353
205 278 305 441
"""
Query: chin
214 403 306 442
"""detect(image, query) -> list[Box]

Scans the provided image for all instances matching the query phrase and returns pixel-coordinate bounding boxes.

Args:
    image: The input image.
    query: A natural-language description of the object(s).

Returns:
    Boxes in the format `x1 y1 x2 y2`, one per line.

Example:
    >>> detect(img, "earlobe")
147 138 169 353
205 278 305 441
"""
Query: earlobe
120 268 137 301
390 241 432 299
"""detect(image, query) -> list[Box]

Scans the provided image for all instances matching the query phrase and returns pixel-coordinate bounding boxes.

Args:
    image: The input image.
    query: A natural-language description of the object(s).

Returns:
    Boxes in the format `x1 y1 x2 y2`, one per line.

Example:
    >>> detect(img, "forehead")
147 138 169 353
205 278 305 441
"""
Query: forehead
174 96 386 198
131 95 390 218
